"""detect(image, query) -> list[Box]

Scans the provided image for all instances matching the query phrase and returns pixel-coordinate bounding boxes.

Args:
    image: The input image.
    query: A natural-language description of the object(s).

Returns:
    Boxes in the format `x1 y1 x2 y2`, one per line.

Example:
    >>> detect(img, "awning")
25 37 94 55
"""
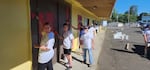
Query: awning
76 0 116 19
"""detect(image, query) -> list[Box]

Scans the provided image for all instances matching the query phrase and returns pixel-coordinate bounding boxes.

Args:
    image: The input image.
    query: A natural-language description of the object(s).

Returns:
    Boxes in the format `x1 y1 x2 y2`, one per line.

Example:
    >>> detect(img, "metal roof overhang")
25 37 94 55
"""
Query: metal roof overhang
76 0 116 19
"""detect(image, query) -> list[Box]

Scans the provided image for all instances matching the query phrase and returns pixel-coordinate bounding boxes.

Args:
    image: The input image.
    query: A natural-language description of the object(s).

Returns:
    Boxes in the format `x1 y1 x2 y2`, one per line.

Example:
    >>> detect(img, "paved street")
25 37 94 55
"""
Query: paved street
96 27 150 70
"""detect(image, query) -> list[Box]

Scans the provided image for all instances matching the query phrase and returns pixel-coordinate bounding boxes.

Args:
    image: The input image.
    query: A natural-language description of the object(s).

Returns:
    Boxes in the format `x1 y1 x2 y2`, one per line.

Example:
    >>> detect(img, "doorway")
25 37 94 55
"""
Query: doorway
30 0 71 70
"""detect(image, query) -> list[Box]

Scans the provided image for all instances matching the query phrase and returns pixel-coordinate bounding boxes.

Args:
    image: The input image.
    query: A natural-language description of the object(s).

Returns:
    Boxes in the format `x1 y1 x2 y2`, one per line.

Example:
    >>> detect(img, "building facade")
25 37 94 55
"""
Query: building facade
0 0 115 70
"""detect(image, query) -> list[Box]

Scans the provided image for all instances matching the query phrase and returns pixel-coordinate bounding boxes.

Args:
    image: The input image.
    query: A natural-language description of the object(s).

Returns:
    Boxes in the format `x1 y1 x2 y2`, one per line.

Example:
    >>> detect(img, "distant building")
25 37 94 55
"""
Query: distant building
141 16 150 24
102 20 108 27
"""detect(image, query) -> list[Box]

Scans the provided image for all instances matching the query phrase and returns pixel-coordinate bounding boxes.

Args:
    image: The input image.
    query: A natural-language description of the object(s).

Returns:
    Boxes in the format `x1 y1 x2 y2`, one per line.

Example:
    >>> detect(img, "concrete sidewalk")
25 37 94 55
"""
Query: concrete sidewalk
54 30 106 70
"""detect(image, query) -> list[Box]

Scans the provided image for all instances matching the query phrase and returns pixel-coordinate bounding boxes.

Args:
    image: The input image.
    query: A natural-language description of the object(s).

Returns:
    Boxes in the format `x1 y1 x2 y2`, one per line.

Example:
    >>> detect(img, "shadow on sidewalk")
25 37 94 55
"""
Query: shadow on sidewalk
58 61 68 68
134 31 142 34
132 45 145 55
111 45 150 60
57 61 73 70
133 44 150 60
72 56 90 66
72 56 83 63
111 48 134 54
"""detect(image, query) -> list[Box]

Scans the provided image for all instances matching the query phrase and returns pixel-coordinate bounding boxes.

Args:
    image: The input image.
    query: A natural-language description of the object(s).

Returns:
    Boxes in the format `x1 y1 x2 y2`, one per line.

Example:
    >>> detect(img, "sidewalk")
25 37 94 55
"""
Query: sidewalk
54 30 106 70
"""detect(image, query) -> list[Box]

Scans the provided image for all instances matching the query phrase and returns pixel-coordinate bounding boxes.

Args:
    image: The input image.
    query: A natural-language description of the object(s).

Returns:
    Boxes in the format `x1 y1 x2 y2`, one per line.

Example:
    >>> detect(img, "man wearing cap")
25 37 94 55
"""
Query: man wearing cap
80 26 94 67
143 24 150 57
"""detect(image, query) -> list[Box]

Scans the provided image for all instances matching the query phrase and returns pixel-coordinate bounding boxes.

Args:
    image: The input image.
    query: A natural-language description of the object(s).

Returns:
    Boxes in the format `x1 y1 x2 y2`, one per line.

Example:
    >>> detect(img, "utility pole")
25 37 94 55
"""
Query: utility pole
128 9 130 24
117 15 118 23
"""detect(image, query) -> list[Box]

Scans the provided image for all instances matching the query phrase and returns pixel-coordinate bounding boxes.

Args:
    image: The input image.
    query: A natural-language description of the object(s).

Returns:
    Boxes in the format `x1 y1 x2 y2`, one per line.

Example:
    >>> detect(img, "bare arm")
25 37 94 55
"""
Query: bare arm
144 34 147 43
40 45 50 51
71 39 74 49
71 25 79 30
34 45 50 51
92 38 94 49
58 35 64 40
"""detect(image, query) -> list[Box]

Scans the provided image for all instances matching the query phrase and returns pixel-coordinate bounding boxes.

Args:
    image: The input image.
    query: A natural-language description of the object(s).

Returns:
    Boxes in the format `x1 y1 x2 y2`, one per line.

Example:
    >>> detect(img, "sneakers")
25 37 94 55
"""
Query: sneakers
65 63 72 68
82 60 86 64
65 63 70 67
68 66 72 68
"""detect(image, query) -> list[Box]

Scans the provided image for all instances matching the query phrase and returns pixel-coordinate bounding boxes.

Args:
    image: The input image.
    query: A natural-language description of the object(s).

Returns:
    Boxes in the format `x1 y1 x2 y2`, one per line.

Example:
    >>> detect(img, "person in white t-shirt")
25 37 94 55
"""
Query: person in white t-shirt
80 26 94 67
35 23 55 70
88 25 96 38
59 23 74 68
95 24 99 33
143 25 150 57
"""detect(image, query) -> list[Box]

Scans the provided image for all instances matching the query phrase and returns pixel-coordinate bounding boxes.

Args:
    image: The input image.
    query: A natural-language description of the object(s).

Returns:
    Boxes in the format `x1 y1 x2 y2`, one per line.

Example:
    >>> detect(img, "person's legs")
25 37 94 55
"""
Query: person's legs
67 49 72 67
64 49 72 67
144 43 148 57
47 60 53 70
88 48 94 65
64 54 69 64
64 56 68 63
38 63 46 70
79 39 83 55
82 48 87 63
65 54 72 67
79 39 81 49
64 48 69 64
144 42 150 57
68 54 72 67
96 29 98 33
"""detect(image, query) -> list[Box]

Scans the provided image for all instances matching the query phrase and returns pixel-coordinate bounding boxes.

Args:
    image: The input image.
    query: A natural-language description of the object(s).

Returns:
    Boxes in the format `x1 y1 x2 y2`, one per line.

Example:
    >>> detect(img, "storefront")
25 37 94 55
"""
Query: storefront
0 0 115 70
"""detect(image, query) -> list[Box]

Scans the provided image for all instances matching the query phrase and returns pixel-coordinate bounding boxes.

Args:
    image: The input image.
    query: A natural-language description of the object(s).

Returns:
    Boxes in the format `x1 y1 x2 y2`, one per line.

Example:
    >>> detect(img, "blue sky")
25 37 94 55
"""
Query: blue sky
114 0 150 15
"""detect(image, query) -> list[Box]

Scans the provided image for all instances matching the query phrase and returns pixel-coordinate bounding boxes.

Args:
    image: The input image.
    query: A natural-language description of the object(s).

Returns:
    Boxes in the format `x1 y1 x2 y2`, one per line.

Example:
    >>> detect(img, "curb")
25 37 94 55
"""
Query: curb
92 30 106 70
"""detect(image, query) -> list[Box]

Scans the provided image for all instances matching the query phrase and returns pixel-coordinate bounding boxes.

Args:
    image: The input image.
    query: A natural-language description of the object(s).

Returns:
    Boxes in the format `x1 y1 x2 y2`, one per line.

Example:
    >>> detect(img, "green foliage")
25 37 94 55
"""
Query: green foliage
118 14 128 23
129 5 138 16
111 9 118 22
111 5 138 23
129 15 137 22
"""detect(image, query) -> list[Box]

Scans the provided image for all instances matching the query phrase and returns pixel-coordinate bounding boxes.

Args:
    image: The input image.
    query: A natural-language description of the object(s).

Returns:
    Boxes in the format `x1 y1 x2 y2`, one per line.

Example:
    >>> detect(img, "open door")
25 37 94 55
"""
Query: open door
30 0 58 70
30 0 71 70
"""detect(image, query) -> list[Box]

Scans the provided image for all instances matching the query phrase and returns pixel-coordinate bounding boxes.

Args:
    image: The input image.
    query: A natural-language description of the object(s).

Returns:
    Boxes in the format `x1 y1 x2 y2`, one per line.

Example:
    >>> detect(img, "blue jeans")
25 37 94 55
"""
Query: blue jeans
82 48 94 64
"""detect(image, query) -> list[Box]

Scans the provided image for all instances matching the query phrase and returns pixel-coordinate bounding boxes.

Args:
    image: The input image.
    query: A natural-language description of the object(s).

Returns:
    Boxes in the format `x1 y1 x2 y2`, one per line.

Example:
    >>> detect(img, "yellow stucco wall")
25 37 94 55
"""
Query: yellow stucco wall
0 0 101 69
0 0 32 70
65 0 99 51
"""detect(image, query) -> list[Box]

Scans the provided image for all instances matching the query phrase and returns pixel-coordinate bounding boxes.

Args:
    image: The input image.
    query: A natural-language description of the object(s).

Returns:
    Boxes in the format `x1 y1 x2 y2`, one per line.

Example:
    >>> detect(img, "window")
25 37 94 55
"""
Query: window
143 20 146 22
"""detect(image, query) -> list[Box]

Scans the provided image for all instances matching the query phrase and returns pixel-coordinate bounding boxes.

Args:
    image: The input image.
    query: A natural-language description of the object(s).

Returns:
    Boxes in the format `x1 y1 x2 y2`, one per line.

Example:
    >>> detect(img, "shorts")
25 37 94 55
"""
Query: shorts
64 48 71 55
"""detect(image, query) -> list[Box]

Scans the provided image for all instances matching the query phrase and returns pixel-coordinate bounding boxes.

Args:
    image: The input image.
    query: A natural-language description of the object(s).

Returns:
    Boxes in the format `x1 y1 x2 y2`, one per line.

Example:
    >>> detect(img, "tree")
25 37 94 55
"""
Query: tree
130 15 137 22
111 5 138 23
124 11 129 15
127 5 138 22
111 9 118 22
129 5 138 16
118 14 128 23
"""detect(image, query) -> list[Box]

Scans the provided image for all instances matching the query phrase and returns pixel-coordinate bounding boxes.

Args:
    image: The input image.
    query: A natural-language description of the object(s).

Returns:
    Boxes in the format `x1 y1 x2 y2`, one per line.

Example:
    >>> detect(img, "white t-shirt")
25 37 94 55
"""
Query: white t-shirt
88 27 95 37
80 32 93 49
63 31 74 49
144 30 150 42
38 32 55 63
95 26 99 30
